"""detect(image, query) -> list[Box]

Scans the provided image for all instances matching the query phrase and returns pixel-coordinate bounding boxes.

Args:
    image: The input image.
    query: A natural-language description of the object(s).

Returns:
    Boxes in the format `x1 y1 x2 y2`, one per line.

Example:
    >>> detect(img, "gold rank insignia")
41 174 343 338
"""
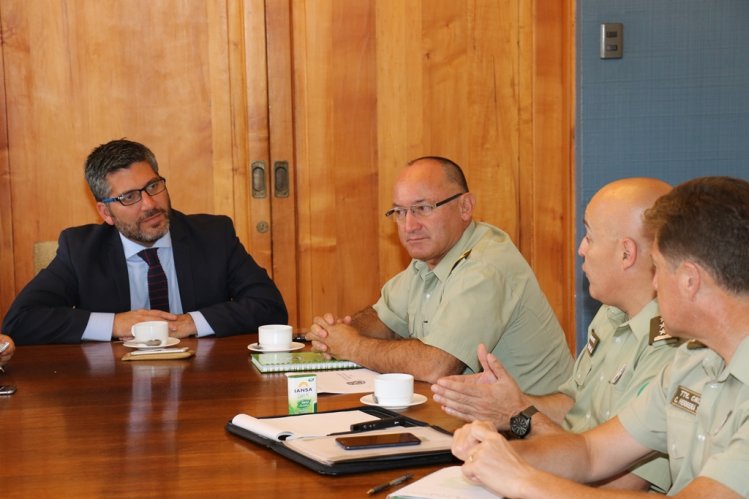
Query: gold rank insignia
586 329 600 356
449 249 472 274
649 316 678 345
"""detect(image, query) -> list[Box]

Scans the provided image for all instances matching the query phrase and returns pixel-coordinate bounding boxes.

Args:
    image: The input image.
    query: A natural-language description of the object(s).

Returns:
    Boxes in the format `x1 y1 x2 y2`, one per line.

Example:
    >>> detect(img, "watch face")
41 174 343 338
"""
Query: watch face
510 414 531 437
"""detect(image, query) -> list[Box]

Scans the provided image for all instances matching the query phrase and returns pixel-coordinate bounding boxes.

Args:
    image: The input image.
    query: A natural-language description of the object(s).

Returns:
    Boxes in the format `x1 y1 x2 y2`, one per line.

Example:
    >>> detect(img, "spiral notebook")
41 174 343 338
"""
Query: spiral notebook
251 352 360 373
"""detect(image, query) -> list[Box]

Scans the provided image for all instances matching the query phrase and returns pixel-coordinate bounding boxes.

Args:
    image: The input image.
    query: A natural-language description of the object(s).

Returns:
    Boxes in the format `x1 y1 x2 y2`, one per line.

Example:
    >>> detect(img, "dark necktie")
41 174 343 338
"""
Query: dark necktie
138 248 170 312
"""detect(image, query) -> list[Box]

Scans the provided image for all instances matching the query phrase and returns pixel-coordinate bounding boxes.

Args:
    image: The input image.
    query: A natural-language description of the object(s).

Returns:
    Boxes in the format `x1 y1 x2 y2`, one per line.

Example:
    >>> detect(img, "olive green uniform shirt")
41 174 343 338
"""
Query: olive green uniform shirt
619 336 749 496
558 300 679 491
373 221 573 395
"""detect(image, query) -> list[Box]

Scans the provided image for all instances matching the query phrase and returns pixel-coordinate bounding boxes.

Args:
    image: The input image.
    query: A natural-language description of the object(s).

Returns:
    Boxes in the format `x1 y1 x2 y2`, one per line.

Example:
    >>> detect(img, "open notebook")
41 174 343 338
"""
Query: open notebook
231 412 452 466
226 407 458 475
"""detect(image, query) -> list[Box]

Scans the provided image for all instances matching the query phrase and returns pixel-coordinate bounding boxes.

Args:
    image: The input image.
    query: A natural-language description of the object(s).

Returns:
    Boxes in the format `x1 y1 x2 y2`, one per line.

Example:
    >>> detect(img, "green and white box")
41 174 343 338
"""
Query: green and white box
286 373 317 414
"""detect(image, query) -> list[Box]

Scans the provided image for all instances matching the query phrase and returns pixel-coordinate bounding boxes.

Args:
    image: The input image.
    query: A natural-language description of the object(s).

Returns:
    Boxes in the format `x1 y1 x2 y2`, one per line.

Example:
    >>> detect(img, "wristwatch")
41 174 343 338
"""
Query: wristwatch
509 405 539 439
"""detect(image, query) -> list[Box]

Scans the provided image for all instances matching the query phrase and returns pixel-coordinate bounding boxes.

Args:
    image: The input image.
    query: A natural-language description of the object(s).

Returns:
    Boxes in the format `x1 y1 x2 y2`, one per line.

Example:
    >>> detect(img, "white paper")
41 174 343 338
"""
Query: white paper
388 466 502 498
314 368 379 394
231 410 375 440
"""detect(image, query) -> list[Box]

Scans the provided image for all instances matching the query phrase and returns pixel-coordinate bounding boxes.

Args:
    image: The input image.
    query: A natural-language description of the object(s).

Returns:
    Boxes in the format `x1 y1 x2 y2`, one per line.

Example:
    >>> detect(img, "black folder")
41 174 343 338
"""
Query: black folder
225 406 458 475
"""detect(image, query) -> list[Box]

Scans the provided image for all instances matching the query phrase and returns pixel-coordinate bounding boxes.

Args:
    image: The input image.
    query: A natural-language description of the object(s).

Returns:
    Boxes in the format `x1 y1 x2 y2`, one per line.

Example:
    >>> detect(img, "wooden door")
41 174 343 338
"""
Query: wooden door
0 0 274 318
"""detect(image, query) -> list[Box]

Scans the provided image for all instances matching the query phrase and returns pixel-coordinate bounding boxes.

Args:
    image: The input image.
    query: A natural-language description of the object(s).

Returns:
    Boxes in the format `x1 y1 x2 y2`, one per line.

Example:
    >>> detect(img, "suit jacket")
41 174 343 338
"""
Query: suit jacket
3 210 288 344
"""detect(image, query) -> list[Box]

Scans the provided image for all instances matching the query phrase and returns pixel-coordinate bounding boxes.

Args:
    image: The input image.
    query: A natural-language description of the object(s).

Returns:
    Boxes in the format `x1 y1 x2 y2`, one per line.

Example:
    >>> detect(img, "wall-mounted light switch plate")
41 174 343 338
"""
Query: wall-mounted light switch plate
600 23 623 59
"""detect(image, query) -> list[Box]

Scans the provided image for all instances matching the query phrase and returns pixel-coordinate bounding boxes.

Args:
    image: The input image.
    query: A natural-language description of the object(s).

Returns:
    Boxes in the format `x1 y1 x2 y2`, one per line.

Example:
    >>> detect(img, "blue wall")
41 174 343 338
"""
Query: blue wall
575 0 749 351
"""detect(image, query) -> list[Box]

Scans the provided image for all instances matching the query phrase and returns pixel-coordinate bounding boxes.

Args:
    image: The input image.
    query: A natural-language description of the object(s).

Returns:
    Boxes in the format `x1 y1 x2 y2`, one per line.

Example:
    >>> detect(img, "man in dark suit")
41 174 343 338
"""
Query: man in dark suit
3 139 287 344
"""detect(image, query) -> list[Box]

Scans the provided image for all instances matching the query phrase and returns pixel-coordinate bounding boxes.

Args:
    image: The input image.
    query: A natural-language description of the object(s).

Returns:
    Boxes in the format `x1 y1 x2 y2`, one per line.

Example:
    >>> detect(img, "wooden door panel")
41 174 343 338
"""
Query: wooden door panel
0 21 12 315
291 0 381 328
519 0 576 352
235 0 274 272
265 0 300 326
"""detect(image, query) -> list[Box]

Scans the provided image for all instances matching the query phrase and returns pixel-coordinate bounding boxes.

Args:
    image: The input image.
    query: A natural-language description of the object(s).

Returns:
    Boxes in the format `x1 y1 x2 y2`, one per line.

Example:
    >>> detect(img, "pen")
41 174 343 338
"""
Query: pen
350 416 407 432
367 473 413 495
328 416 409 436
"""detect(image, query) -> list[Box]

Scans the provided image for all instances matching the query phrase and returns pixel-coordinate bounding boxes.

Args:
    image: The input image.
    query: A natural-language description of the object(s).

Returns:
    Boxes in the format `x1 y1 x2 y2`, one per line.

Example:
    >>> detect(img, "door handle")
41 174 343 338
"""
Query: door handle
274 161 289 198
251 161 266 198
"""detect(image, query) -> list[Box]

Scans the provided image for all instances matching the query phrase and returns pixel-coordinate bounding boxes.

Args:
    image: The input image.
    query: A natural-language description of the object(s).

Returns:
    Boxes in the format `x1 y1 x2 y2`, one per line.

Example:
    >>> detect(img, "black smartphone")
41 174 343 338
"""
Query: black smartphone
335 432 421 450
0 384 17 396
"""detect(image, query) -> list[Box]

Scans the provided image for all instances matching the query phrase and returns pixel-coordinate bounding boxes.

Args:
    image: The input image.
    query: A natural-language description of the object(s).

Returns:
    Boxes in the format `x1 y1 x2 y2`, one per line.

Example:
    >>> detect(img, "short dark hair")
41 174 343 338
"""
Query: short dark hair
84 139 159 201
644 176 749 294
408 156 469 192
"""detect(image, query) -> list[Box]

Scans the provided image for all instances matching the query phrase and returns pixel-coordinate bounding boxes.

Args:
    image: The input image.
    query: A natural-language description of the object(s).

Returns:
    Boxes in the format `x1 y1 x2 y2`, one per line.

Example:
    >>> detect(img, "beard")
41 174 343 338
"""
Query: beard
111 205 171 245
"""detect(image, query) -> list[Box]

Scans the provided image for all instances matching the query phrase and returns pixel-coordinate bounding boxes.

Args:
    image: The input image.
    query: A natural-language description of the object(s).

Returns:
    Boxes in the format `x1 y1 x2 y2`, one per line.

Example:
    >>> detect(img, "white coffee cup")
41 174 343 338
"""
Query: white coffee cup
258 324 293 350
374 373 414 407
131 321 169 345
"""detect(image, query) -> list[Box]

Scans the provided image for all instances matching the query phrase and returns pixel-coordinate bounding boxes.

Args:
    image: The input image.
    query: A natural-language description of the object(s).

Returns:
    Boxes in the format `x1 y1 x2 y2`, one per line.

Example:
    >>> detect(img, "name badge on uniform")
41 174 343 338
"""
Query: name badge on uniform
586 329 600 356
649 316 676 345
671 385 701 415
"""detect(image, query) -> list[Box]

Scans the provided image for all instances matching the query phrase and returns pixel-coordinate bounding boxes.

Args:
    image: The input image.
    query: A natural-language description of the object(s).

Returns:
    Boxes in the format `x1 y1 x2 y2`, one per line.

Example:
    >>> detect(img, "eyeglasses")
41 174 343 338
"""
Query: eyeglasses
384 192 466 221
101 178 167 206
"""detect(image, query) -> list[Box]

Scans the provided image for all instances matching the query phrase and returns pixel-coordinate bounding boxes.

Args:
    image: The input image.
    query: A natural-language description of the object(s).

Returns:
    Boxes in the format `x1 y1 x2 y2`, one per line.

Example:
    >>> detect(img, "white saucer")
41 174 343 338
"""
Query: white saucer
124 337 180 349
360 393 427 409
247 341 305 353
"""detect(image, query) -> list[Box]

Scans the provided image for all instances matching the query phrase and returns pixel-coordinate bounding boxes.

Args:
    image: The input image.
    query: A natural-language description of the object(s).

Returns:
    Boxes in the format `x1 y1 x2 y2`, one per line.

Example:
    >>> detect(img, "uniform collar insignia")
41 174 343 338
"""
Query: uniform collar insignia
686 339 708 350
586 329 600 356
649 316 677 345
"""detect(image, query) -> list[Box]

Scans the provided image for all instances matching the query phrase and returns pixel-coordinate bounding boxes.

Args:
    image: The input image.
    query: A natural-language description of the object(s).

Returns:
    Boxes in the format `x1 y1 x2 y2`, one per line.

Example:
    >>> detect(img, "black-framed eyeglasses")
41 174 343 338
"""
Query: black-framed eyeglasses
384 192 466 221
101 178 167 206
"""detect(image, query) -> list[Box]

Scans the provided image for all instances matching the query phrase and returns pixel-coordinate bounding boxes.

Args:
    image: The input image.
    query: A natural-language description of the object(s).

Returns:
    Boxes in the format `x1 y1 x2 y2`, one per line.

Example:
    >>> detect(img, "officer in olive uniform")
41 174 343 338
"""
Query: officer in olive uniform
451 176 749 498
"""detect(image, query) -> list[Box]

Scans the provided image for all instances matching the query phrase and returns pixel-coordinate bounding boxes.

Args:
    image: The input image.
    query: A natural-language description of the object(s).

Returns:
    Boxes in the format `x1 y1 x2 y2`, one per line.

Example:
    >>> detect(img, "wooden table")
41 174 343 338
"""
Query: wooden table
0 335 466 497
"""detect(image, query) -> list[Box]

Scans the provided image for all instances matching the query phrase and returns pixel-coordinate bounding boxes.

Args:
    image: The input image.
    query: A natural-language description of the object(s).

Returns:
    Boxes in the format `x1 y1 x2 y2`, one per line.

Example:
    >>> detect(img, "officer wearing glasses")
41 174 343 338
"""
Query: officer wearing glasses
3 139 287 344
307 156 573 389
